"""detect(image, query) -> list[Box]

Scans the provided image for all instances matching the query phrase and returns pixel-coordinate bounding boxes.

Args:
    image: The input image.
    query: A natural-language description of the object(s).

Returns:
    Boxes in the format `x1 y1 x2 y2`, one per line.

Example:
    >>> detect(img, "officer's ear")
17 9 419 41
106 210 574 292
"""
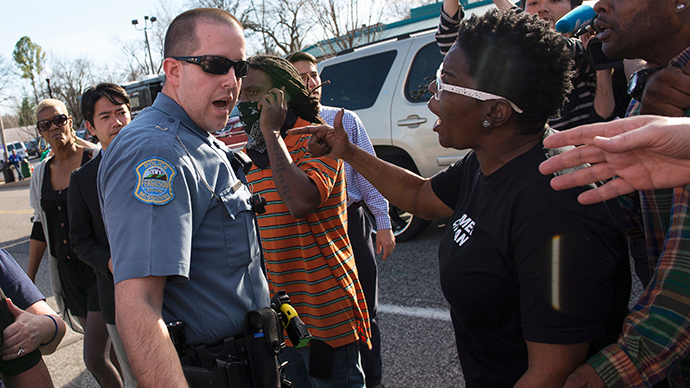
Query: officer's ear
164 58 182 87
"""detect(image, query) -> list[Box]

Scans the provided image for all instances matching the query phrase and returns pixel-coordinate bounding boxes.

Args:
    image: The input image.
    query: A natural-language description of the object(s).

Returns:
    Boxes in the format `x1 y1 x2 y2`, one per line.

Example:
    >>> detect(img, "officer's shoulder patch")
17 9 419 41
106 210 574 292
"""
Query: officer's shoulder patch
133 157 177 205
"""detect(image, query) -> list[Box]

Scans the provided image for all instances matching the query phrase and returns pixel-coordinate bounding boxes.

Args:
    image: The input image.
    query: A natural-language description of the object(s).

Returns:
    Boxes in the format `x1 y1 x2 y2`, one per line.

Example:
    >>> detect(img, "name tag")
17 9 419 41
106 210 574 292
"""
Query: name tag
232 181 243 193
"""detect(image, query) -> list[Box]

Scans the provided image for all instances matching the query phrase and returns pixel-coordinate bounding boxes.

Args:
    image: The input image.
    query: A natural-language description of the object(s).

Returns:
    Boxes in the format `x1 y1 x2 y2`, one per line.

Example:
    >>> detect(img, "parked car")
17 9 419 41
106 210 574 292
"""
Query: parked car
213 107 248 151
24 137 48 159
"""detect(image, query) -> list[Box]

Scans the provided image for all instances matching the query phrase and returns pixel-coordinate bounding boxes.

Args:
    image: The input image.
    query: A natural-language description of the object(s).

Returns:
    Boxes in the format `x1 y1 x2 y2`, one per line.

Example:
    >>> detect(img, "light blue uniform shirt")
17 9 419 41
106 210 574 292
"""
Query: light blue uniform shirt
98 94 269 345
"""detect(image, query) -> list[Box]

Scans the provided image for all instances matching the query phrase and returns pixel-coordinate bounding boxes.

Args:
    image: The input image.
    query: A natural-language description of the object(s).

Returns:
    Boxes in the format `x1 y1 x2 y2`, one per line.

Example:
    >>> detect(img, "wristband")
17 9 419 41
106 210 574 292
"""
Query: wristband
40 315 58 346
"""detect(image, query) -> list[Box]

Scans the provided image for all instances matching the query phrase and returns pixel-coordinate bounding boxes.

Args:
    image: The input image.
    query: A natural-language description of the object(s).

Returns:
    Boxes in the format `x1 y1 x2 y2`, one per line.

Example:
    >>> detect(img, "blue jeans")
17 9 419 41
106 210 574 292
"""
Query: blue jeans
280 342 365 388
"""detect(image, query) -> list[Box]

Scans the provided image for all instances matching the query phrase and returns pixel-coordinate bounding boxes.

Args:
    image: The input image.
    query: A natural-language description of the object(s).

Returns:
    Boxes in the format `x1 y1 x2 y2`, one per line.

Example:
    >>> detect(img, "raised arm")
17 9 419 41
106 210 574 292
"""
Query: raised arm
639 64 690 116
290 110 453 220
259 88 322 219
115 275 188 388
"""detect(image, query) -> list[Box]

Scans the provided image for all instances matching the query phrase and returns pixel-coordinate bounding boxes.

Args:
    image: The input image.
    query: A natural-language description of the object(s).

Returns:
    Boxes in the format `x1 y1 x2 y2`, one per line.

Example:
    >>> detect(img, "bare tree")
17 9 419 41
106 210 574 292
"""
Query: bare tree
0 55 16 104
244 0 315 55
190 0 313 55
116 0 176 83
50 57 97 127
306 0 389 53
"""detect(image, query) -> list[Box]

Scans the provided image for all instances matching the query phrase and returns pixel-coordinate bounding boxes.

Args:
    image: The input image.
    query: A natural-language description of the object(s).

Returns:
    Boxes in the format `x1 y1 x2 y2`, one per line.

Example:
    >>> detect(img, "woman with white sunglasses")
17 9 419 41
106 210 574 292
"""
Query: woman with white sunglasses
292 10 631 388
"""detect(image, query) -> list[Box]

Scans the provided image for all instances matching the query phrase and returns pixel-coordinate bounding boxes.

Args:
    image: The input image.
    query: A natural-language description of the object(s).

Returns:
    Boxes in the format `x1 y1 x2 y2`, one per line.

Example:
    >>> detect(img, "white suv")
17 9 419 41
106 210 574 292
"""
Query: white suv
3 141 28 161
317 28 470 240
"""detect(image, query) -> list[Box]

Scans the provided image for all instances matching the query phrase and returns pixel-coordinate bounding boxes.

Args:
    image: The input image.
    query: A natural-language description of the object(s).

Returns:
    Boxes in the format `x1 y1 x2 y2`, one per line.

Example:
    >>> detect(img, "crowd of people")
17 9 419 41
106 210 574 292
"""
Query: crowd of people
3 0 690 387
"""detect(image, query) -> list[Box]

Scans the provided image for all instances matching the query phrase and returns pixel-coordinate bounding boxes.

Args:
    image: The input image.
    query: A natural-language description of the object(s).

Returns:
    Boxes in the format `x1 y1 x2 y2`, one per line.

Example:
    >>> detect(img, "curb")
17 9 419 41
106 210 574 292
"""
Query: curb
0 178 31 190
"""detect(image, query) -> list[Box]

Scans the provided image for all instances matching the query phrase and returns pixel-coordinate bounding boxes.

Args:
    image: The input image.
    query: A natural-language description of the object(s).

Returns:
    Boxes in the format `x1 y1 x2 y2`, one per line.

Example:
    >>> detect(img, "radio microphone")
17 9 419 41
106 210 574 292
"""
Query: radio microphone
555 4 597 34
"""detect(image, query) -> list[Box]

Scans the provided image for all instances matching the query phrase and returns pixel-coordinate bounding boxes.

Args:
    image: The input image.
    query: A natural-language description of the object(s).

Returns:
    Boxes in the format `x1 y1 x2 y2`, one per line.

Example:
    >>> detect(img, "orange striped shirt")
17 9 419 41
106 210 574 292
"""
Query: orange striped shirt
246 118 371 349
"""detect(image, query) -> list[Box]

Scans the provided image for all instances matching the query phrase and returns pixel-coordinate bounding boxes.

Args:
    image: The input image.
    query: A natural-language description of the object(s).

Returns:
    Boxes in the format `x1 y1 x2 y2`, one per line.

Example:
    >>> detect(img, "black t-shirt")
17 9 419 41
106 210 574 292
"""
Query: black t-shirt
431 139 631 387
40 151 92 261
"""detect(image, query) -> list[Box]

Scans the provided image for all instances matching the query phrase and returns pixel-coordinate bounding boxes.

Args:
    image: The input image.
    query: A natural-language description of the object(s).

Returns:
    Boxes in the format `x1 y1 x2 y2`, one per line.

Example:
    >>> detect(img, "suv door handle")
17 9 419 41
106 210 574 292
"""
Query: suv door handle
397 115 427 127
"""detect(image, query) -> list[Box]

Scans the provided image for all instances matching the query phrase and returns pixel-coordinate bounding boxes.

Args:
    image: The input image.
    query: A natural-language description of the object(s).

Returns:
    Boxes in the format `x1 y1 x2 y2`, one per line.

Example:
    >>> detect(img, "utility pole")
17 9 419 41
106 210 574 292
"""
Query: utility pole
132 16 157 75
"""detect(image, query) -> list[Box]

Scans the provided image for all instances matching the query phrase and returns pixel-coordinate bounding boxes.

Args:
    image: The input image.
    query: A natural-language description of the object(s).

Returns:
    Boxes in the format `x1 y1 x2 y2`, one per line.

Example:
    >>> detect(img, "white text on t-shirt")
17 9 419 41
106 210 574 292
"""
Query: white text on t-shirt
452 214 475 247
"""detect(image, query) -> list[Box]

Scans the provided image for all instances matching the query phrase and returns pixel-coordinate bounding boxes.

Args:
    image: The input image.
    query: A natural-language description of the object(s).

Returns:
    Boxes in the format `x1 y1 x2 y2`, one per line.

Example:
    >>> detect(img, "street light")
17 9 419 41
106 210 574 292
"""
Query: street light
39 66 53 99
132 15 157 75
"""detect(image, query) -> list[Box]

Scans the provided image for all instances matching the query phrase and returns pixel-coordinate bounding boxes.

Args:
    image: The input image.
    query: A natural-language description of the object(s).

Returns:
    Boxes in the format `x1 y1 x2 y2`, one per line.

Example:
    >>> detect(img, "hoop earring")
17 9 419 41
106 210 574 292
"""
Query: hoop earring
482 120 491 128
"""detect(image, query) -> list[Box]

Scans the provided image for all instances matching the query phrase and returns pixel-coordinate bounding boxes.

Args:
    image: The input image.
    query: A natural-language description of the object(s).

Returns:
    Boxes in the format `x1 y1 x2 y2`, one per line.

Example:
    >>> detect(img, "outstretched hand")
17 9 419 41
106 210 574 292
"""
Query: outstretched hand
539 115 690 204
289 108 354 159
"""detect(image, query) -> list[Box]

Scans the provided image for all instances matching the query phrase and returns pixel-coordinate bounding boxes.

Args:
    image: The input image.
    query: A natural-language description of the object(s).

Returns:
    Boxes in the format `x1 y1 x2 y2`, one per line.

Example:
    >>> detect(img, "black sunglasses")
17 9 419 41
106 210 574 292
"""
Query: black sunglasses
171 55 248 78
37 114 69 132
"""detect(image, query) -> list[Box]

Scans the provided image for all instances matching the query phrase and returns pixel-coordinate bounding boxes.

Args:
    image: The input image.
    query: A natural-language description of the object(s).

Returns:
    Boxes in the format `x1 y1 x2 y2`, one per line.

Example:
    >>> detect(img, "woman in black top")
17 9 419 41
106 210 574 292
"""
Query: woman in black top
27 99 124 388
294 10 631 387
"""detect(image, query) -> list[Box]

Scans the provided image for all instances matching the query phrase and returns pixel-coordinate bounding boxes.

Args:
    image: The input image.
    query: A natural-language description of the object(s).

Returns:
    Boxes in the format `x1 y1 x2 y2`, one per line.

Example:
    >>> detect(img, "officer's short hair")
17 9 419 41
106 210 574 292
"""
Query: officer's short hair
164 8 242 58
286 52 317 66
81 83 131 126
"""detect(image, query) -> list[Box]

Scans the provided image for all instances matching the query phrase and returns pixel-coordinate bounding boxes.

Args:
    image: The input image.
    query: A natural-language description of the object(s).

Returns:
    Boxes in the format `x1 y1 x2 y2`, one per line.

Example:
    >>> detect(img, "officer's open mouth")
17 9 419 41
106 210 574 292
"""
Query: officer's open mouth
213 99 230 110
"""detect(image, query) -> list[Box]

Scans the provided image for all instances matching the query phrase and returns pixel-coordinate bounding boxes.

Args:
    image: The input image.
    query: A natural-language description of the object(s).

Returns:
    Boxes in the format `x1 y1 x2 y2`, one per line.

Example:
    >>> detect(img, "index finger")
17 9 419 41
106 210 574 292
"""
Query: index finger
543 121 619 149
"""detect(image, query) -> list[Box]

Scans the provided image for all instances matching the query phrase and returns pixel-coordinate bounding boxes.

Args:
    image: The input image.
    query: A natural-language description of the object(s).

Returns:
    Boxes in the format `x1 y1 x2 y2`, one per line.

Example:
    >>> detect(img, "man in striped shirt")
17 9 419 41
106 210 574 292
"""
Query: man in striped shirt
288 51 395 388
239 54 371 388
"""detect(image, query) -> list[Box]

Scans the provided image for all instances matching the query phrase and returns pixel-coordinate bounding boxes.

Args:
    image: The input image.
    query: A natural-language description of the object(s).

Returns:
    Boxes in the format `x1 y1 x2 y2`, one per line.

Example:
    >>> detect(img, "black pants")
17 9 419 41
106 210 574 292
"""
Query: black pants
348 206 381 387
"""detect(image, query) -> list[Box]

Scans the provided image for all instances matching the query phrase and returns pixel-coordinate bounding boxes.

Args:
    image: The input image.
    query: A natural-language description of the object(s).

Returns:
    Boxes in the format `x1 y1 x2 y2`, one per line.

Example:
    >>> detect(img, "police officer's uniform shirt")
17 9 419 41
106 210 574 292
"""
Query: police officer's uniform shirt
98 94 270 345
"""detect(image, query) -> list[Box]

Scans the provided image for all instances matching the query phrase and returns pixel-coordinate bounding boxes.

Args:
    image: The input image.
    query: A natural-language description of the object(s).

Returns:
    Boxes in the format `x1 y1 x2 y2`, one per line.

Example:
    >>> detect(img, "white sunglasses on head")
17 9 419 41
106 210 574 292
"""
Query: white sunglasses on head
433 67 523 114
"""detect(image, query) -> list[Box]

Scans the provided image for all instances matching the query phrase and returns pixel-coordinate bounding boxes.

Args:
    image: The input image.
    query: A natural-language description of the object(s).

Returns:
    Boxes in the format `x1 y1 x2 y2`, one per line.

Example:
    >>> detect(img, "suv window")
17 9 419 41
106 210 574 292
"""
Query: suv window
320 50 397 110
405 42 444 103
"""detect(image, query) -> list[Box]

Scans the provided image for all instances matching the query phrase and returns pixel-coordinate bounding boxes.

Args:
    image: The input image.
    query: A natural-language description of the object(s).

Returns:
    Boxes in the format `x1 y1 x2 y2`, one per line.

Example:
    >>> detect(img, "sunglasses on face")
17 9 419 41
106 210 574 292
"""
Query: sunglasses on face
36 114 69 132
433 67 523 114
171 55 248 78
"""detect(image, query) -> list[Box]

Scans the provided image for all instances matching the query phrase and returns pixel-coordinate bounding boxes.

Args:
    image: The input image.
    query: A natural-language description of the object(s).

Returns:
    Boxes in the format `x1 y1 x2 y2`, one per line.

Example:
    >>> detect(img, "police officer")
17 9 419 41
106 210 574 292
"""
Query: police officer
98 8 270 388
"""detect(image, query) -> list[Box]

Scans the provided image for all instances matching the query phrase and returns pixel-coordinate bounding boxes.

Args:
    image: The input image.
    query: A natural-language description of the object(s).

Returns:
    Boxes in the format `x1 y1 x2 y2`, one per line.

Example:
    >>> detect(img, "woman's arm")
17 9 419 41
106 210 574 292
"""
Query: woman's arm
514 341 590 388
290 110 454 220
27 238 46 283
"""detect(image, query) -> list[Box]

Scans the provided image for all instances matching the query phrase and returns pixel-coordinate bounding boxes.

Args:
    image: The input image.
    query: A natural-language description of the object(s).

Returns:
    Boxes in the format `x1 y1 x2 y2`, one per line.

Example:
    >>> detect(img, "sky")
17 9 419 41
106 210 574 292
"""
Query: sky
0 0 186 111
0 0 186 66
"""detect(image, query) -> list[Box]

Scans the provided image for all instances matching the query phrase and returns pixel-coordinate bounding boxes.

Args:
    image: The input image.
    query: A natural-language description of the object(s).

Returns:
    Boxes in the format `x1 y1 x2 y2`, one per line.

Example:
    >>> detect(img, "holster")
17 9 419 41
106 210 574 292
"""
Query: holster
176 307 290 388
244 307 284 388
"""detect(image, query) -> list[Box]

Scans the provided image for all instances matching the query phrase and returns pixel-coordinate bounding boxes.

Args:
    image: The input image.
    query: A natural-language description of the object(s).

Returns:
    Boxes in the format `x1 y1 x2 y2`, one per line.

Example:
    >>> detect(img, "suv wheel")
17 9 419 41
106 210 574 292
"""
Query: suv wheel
389 205 430 242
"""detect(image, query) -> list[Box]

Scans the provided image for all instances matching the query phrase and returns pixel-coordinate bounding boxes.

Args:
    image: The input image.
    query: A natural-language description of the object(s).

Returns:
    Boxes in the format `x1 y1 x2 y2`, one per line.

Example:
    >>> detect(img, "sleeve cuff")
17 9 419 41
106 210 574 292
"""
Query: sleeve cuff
374 214 392 231
587 344 643 388
440 5 463 25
